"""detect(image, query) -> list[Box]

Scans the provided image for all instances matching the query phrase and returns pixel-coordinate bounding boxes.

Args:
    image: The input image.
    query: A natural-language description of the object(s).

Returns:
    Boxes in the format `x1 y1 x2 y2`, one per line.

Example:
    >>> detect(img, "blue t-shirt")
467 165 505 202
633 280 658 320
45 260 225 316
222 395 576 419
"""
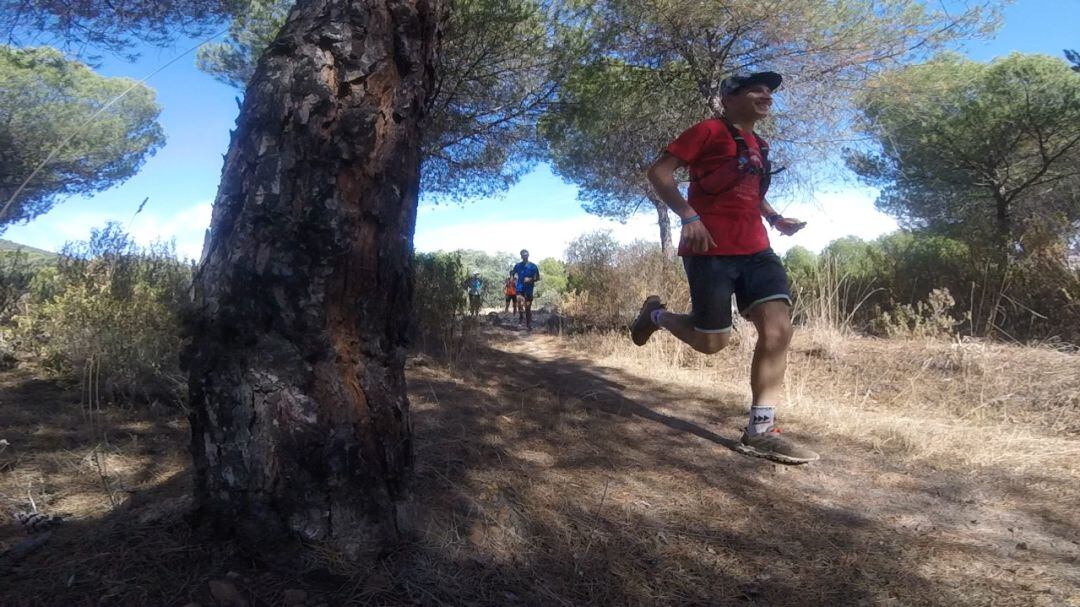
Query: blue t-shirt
513 261 539 292
466 277 483 296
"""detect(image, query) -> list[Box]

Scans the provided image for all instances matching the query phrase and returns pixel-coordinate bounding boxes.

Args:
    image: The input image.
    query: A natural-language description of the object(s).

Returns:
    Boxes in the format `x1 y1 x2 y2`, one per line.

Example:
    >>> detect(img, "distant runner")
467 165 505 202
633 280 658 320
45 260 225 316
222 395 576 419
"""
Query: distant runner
512 249 541 331
503 271 518 314
464 271 484 317
636 71 818 464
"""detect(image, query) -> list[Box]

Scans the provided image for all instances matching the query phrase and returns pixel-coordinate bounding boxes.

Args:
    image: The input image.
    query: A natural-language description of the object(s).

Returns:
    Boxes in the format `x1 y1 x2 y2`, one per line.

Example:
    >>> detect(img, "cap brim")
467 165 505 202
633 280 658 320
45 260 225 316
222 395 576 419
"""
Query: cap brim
745 71 782 91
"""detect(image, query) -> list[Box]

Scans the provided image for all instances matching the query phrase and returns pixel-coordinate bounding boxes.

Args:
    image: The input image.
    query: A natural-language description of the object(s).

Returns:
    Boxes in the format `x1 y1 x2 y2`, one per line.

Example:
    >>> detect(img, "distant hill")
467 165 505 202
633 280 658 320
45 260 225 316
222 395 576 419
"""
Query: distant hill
0 238 57 266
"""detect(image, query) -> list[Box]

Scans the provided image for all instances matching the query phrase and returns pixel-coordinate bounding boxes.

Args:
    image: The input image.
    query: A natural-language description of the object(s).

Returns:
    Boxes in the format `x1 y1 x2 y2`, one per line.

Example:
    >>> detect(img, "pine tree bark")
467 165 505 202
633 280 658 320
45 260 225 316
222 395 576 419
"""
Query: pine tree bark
648 192 674 259
184 0 442 555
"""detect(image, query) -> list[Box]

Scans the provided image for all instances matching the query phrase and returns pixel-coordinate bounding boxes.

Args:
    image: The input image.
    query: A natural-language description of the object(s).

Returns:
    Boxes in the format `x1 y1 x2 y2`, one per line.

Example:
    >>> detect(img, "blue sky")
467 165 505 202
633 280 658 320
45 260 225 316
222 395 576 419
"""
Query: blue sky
4 0 1080 260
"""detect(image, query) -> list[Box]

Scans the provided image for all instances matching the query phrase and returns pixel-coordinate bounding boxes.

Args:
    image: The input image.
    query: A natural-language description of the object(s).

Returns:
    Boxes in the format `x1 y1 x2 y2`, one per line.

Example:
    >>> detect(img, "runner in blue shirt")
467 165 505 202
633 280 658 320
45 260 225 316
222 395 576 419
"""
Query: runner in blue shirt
463 271 484 317
512 249 541 331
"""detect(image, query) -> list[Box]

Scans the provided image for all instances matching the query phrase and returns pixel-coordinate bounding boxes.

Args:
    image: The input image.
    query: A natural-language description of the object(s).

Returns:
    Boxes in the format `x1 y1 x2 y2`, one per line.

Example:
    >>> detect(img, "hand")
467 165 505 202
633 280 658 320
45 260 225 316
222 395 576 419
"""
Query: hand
774 217 806 236
680 221 717 254
524 277 533 283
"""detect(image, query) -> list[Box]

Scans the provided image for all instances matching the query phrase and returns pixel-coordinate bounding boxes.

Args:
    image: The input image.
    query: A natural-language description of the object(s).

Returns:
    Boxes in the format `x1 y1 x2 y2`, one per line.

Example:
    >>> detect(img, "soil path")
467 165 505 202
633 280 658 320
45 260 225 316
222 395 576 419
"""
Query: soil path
0 318 1076 606
403 317 1080 606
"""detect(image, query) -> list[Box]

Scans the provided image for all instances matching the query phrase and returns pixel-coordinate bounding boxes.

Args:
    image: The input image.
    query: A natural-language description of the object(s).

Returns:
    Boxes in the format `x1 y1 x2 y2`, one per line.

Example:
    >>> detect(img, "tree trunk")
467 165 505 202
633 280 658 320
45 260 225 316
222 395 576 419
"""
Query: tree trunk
648 193 673 259
994 190 1012 261
984 190 1013 336
184 0 442 556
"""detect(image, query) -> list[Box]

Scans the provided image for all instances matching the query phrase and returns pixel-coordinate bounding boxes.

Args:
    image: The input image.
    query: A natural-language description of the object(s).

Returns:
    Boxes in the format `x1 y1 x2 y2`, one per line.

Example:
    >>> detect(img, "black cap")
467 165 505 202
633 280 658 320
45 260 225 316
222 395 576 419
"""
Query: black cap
720 71 782 95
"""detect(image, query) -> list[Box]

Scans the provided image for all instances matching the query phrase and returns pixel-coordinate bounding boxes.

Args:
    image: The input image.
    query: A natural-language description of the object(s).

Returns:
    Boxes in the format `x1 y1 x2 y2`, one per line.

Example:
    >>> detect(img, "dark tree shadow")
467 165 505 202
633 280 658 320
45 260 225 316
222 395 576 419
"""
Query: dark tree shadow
1 333 1076 606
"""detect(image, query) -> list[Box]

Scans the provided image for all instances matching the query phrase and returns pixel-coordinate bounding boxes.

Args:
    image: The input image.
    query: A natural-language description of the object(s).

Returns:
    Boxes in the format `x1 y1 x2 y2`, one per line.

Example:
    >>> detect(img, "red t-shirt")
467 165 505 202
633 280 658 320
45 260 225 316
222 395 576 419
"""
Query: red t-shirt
666 118 770 256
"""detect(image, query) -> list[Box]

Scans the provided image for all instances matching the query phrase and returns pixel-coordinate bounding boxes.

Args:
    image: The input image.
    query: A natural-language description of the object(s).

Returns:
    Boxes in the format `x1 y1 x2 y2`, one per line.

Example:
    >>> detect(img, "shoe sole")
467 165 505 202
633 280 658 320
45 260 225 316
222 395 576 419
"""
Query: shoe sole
630 324 656 346
631 298 663 346
734 442 820 465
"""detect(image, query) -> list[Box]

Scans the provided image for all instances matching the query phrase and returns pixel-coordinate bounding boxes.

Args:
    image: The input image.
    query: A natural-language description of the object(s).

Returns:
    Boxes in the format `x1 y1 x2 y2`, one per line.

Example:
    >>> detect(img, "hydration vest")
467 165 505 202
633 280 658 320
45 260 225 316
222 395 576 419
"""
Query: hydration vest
692 118 785 199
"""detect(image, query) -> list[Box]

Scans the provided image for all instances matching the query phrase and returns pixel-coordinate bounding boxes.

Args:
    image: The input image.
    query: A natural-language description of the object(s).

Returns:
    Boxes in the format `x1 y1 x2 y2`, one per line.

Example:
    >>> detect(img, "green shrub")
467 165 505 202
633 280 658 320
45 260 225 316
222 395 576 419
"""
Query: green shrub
562 231 687 330
0 250 35 323
871 288 965 338
412 251 468 355
455 249 518 308
533 257 568 310
13 223 191 406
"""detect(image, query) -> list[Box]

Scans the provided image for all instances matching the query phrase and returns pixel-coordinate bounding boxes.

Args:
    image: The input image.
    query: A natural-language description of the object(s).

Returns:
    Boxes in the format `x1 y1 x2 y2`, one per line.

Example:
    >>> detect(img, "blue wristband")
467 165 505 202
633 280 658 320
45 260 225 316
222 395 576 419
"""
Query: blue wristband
680 215 701 226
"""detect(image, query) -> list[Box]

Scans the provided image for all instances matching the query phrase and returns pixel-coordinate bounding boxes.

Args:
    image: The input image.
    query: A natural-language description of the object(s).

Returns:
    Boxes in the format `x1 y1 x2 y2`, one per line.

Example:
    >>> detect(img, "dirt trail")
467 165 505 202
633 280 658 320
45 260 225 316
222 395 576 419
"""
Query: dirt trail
405 320 1079 606
0 321 1077 606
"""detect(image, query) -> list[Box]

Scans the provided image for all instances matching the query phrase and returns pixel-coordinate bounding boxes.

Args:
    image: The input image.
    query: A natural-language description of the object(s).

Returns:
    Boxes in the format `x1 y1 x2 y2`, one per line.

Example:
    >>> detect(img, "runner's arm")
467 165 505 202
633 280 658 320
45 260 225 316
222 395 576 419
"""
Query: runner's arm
646 152 695 220
647 152 716 253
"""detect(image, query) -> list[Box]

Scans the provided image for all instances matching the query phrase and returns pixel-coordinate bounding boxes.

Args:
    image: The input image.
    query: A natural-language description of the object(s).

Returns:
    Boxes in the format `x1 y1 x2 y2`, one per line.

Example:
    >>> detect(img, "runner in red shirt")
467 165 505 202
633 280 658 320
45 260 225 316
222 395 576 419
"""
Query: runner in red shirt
633 71 818 464
503 271 518 314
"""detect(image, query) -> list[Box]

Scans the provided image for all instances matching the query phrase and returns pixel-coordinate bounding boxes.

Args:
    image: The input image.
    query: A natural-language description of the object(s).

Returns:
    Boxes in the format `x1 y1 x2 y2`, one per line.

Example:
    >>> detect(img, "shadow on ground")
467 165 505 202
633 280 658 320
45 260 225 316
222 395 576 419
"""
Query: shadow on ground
0 329 1076 606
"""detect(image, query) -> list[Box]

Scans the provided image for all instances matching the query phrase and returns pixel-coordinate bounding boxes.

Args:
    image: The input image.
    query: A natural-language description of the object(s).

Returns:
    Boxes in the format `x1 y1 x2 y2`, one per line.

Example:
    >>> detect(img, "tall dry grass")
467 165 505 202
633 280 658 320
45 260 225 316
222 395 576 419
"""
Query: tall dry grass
565 263 1080 479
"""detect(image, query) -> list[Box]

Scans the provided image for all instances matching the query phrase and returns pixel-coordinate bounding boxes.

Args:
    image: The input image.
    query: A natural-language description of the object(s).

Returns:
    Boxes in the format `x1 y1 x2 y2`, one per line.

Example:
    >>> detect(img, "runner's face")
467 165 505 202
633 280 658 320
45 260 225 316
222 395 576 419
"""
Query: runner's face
726 84 773 120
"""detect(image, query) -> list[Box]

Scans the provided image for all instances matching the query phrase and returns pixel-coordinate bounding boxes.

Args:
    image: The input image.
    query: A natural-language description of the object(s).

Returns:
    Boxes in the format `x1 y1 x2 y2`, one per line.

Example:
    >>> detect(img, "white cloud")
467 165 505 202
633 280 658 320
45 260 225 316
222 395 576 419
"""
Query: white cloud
415 186 899 259
769 187 897 254
2 201 213 260
6 186 898 264
127 201 212 260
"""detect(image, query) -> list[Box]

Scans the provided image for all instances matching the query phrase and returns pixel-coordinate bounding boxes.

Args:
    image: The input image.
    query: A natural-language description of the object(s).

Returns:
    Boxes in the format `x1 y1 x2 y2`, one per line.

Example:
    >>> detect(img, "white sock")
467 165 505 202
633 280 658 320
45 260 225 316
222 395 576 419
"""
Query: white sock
747 405 775 436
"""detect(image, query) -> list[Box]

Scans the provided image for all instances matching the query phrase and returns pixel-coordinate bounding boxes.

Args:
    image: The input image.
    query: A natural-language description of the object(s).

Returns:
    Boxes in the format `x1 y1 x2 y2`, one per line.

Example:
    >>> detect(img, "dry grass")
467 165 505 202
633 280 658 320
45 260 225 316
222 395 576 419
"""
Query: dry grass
2 319 1078 606
399 321 1080 606
570 327 1080 474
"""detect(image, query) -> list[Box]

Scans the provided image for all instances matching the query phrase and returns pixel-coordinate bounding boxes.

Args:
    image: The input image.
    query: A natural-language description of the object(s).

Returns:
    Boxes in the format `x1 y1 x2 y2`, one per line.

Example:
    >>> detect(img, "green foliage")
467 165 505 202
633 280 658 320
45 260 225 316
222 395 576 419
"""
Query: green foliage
782 245 817 293
540 57 696 247
542 0 1000 231
787 231 975 333
534 257 568 309
197 0 555 199
196 0 291 88
454 249 517 307
786 230 1080 344
0 241 56 322
12 223 192 405
0 238 57 263
0 250 34 323
850 53 1080 258
412 251 467 354
0 0 237 55
0 46 165 228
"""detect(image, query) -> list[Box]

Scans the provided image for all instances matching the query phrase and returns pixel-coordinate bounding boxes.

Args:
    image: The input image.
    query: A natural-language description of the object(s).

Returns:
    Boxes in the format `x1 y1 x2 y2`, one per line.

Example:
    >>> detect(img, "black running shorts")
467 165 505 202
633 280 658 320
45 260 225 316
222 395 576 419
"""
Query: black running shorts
682 248 792 333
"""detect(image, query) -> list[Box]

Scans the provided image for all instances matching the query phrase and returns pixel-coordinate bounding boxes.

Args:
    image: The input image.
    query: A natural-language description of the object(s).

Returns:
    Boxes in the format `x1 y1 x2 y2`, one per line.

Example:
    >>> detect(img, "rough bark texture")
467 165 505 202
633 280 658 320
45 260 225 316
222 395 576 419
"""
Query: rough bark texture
184 0 441 555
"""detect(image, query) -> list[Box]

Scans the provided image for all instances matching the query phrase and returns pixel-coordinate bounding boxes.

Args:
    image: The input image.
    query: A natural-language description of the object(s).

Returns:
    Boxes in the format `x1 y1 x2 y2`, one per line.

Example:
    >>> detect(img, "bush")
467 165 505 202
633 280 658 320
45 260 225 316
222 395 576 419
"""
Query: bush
12 223 191 406
871 288 964 339
785 232 974 332
562 231 687 330
0 250 35 323
533 257 568 310
412 251 468 355
784 230 1080 344
455 249 517 308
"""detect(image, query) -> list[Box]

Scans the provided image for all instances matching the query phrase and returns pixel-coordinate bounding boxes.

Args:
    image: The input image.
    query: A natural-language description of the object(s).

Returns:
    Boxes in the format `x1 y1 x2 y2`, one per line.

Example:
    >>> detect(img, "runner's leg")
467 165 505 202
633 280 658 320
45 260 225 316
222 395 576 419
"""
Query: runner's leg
657 313 728 353
634 256 731 353
747 300 793 406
